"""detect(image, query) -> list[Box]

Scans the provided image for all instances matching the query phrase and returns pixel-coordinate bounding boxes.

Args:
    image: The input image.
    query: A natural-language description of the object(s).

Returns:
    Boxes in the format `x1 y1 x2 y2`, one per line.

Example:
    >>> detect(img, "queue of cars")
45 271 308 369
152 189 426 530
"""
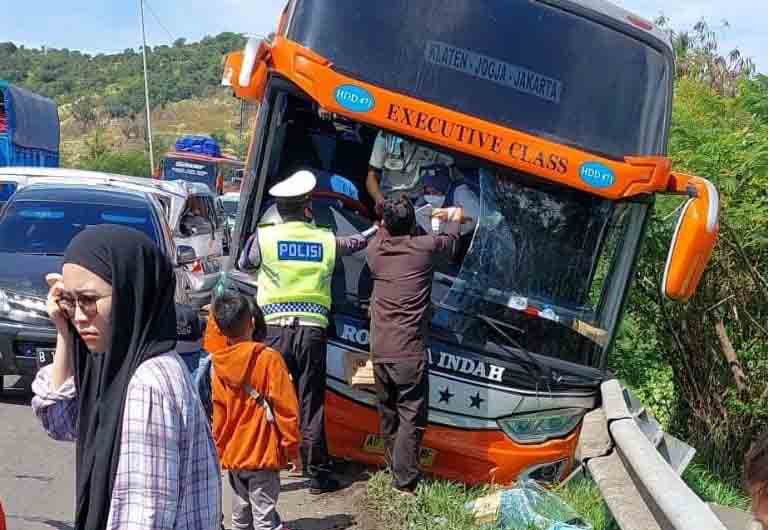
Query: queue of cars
0 167 234 391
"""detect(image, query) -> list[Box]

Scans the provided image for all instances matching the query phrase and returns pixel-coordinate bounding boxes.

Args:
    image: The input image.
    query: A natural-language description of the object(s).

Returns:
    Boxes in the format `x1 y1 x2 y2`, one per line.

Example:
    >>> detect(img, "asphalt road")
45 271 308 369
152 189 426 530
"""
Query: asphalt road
1 377 76 530
0 376 366 530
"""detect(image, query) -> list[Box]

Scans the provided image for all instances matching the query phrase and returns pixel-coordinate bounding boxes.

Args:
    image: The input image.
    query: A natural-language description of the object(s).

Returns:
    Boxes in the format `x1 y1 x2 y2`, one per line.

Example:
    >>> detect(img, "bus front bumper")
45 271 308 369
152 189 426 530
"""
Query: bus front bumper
325 390 580 485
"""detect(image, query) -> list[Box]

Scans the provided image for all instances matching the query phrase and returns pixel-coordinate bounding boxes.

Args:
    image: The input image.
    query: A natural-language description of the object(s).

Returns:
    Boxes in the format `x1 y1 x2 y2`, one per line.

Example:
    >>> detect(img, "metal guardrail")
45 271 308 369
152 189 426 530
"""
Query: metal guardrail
578 379 729 530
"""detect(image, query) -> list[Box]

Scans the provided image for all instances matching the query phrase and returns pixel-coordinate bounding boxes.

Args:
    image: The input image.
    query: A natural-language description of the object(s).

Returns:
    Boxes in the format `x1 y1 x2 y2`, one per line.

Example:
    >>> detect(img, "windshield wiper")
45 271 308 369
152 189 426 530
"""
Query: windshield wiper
18 251 65 256
434 272 609 346
433 300 552 389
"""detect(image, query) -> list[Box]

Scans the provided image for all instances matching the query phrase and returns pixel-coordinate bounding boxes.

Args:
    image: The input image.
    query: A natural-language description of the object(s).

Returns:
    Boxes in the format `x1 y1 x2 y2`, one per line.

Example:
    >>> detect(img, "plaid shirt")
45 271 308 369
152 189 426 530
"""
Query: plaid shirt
32 352 222 530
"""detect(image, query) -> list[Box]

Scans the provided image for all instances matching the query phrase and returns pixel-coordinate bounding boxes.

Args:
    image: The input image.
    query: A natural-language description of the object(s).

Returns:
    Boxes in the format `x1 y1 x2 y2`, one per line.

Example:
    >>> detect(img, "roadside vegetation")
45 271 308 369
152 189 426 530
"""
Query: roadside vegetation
364 471 619 530
610 19 767 485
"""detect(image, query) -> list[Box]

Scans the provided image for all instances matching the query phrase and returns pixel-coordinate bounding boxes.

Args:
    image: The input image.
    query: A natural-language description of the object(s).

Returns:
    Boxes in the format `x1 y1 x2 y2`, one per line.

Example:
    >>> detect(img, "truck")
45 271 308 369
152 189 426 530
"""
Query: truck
219 0 719 485
0 82 59 203
156 135 244 195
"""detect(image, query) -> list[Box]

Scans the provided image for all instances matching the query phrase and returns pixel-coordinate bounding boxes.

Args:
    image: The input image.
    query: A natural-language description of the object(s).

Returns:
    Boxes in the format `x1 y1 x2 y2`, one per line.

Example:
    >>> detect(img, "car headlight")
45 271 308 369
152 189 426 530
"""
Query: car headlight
0 289 50 323
497 408 585 444
0 290 10 314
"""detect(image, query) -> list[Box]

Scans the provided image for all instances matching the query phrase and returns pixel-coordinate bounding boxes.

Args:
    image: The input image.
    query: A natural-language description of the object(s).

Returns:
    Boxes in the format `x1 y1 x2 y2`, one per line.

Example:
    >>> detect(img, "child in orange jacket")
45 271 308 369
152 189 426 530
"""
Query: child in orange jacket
211 292 300 530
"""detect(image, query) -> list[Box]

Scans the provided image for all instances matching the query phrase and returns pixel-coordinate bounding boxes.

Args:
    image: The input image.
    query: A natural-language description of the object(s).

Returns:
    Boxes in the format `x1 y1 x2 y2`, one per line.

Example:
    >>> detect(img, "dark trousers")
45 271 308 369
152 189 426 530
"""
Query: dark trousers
266 324 330 478
374 359 429 491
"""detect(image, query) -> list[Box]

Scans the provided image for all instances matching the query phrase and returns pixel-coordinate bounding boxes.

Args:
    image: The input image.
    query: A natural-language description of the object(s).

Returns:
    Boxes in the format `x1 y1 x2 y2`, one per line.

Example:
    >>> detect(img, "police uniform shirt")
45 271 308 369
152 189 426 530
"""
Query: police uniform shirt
238 226 371 272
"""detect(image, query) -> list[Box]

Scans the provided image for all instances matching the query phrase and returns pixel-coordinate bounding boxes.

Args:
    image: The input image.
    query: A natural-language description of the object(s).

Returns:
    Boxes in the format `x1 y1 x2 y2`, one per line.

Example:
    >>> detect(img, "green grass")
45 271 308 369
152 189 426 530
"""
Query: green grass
682 461 751 511
363 459 750 530
554 478 619 530
364 471 617 530
365 471 492 530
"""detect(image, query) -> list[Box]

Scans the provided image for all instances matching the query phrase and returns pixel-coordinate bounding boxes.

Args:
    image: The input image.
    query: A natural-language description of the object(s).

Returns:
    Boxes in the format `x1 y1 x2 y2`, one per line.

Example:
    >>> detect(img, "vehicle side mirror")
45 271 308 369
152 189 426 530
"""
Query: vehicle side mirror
662 175 719 301
221 37 270 102
177 245 197 266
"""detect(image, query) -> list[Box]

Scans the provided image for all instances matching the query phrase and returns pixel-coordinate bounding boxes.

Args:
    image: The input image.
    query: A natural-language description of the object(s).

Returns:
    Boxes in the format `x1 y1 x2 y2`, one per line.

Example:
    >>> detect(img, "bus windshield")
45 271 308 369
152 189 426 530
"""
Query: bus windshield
289 0 672 158
430 168 641 367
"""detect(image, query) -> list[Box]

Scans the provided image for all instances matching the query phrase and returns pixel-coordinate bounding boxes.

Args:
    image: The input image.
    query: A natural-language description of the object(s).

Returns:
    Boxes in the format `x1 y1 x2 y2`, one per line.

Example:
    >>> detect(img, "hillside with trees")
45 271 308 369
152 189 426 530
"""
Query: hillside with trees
610 20 766 486
0 32 245 114
0 32 252 172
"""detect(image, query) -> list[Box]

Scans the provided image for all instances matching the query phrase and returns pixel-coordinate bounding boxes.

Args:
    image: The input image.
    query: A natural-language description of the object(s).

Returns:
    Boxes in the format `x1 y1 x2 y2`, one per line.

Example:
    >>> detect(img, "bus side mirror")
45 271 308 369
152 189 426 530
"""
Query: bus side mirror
662 175 719 301
221 37 270 102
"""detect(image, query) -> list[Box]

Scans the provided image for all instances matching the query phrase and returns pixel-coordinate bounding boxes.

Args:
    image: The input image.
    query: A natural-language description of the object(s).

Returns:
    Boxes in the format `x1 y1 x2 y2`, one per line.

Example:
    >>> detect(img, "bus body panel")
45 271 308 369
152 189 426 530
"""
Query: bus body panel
267 38 672 200
325 391 582 485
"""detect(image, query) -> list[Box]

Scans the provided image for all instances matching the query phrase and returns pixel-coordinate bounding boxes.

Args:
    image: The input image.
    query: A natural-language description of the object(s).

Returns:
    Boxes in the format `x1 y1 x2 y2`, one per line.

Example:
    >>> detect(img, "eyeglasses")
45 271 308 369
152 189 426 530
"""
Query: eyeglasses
57 292 111 320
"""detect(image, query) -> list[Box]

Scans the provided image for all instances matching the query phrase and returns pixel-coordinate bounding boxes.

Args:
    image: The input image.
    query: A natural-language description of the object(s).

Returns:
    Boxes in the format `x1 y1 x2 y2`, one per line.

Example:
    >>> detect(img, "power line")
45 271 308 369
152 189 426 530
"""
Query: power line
143 0 176 43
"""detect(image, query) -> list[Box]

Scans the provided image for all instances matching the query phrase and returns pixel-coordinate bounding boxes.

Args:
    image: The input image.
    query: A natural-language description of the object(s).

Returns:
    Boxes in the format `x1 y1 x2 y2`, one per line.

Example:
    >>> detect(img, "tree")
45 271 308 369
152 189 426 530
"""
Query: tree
612 76 768 477
210 129 228 146
78 150 151 177
656 17 756 96
71 95 98 131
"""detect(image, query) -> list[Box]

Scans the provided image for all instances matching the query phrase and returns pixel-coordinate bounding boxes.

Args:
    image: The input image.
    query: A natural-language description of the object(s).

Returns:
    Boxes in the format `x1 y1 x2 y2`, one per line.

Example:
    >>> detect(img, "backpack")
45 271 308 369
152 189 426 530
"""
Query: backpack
193 354 213 422
194 347 275 424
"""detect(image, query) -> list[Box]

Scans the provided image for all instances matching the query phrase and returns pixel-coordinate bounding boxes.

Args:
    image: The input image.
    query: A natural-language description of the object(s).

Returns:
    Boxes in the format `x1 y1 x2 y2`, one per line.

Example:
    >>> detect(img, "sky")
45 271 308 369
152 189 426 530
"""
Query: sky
4 0 768 73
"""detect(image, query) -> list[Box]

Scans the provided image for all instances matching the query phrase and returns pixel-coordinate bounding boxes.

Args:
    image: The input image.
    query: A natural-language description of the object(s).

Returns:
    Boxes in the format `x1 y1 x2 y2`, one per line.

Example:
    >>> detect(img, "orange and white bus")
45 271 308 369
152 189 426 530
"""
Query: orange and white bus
221 0 718 485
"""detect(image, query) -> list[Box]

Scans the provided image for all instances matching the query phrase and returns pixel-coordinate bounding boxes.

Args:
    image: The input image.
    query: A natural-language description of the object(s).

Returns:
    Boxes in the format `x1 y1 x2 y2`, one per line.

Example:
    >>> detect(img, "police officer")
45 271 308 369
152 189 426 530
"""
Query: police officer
238 170 377 494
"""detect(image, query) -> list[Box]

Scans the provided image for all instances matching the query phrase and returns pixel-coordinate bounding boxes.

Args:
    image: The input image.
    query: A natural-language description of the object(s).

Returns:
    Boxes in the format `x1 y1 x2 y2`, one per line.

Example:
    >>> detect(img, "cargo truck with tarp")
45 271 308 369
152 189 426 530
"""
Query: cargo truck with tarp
0 82 59 169
219 0 719 485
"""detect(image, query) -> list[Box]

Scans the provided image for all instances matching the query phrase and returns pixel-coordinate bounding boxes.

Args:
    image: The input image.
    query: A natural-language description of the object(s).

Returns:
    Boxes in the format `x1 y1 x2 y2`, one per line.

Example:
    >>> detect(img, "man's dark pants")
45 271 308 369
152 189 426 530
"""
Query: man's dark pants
374 359 429 491
266 323 331 478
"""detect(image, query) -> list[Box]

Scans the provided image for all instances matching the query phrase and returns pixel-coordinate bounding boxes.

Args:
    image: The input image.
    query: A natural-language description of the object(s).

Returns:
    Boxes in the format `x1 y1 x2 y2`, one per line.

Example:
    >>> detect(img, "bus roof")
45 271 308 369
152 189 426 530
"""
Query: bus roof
548 0 671 49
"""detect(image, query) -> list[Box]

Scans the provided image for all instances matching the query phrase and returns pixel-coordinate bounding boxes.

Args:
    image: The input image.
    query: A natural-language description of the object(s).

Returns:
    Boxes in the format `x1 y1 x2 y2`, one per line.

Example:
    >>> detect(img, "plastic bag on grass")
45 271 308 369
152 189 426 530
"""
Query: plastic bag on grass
479 479 591 530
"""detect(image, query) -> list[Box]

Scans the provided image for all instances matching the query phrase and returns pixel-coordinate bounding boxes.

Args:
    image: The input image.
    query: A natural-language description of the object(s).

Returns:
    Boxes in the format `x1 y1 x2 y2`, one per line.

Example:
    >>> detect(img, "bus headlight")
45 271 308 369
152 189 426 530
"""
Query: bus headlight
497 408 585 444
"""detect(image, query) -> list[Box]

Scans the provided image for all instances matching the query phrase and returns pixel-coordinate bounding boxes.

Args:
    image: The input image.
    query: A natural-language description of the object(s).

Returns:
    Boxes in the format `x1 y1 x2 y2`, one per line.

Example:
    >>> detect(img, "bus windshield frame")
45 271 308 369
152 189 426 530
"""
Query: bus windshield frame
235 87 651 374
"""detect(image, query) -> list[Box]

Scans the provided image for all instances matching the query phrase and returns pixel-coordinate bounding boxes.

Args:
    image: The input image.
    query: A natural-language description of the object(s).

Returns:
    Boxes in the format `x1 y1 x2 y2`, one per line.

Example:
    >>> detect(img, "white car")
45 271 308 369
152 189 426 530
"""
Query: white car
0 167 228 309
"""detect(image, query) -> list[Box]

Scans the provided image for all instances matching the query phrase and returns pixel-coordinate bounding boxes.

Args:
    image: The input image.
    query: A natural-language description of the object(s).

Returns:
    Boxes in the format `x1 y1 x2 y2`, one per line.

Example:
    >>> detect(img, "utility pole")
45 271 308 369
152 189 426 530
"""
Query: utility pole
139 0 155 174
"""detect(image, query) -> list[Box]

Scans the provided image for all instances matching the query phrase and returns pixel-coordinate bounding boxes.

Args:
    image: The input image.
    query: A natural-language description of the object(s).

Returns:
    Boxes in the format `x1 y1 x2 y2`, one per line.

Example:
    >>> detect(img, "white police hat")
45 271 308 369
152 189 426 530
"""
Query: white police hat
268 170 317 199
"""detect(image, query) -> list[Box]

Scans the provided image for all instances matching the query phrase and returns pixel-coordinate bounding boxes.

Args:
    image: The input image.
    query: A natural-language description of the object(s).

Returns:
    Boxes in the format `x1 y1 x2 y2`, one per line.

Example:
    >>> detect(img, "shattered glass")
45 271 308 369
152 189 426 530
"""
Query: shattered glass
432 168 620 364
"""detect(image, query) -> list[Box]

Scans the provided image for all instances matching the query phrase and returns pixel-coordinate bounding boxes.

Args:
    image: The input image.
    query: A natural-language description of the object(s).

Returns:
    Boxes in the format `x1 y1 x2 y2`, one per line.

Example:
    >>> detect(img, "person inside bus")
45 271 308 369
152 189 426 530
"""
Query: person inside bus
366 131 455 214
415 168 480 238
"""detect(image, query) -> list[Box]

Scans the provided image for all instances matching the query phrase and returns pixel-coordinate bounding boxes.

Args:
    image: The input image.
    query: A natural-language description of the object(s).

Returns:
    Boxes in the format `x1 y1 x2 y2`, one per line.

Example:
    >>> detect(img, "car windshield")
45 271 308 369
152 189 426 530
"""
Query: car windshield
0 183 17 203
0 200 159 254
429 168 634 367
221 199 239 216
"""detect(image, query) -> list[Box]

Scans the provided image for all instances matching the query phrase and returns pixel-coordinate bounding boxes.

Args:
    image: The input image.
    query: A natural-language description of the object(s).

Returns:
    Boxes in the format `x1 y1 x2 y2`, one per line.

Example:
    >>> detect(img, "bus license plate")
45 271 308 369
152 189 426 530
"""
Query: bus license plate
362 434 436 467
36 347 55 369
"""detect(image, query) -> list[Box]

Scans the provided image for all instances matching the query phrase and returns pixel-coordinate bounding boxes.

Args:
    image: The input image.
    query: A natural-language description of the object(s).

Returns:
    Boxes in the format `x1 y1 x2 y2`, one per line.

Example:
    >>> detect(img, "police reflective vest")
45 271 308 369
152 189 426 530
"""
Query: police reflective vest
256 221 336 327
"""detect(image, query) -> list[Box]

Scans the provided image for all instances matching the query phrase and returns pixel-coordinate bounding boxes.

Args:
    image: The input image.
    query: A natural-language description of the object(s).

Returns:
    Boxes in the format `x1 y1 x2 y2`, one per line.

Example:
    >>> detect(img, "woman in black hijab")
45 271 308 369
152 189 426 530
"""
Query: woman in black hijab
31 225 221 530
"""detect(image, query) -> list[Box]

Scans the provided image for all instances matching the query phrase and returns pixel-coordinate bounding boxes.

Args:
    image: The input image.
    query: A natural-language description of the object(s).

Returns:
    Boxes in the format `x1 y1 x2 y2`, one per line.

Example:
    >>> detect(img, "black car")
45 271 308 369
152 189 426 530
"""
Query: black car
0 182 187 391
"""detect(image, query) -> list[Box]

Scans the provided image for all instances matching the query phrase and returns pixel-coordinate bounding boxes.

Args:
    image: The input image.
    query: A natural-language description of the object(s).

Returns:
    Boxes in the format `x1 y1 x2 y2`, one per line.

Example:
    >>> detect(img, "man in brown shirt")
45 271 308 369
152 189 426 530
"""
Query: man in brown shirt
366 196 462 494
